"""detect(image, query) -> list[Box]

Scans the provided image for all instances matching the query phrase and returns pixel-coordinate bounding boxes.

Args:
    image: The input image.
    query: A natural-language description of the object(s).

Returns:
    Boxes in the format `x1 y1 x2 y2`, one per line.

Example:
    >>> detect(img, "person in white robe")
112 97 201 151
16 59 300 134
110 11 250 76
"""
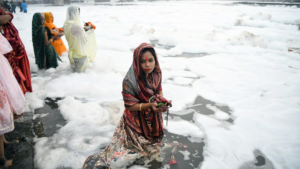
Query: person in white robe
63 5 97 72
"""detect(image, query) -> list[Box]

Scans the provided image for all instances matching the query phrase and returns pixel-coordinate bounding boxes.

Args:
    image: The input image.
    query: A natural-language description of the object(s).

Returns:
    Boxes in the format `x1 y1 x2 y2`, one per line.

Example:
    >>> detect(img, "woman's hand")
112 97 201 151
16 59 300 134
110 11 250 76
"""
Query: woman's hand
151 102 163 113
55 33 63 40
53 34 61 40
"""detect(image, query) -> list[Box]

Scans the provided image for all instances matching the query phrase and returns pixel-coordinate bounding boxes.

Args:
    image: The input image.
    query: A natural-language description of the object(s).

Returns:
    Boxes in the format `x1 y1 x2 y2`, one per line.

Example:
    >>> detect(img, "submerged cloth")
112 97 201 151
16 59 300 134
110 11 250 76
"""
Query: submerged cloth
32 13 59 69
63 5 97 72
44 12 67 56
83 43 166 169
0 34 26 135
0 8 32 94
68 53 89 72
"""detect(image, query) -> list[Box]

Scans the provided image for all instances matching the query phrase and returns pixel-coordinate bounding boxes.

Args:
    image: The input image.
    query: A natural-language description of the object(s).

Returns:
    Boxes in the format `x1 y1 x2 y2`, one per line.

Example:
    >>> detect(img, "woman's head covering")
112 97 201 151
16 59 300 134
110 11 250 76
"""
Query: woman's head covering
133 43 162 102
45 12 54 23
65 5 81 25
123 43 162 103
32 13 46 69
133 43 161 90
43 12 56 34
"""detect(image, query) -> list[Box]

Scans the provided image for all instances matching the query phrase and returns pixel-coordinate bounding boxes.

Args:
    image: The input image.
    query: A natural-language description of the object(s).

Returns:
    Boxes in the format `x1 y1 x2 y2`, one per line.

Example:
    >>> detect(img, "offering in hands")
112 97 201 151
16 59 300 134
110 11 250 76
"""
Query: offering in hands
84 26 93 31
148 94 172 110
84 22 96 31
148 94 172 126
52 28 59 34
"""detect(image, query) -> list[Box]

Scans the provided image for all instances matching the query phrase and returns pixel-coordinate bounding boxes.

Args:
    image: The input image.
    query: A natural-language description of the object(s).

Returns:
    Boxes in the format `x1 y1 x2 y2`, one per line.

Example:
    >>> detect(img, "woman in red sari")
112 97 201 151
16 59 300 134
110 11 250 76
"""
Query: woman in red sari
0 9 32 94
83 43 172 169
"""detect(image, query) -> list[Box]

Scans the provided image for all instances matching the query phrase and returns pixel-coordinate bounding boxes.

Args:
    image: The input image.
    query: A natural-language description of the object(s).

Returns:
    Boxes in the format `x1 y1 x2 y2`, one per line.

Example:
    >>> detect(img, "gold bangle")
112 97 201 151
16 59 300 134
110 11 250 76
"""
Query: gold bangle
140 103 143 111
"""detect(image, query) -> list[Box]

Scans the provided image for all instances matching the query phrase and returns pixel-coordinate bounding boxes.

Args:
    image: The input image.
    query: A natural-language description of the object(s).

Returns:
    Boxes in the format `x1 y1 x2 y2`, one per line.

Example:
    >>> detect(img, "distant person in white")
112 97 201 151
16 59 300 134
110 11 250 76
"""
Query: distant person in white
63 5 97 72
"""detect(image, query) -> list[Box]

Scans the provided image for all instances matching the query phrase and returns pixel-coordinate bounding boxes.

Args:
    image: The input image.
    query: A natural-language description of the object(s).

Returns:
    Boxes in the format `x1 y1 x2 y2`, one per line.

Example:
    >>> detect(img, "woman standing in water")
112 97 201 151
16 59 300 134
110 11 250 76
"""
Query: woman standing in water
0 8 32 94
32 13 61 69
43 12 68 56
64 5 97 72
83 43 172 169
0 33 26 169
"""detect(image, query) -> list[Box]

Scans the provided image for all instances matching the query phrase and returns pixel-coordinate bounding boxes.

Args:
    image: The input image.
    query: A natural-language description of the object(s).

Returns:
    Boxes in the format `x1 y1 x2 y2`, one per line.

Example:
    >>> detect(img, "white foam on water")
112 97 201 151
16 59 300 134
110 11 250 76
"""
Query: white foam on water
206 104 230 120
164 117 204 143
179 150 191 160
166 69 198 79
34 97 123 169
173 77 194 86
128 166 148 169
45 70 123 102
190 45 300 168
214 111 229 121
163 84 197 112
33 113 49 120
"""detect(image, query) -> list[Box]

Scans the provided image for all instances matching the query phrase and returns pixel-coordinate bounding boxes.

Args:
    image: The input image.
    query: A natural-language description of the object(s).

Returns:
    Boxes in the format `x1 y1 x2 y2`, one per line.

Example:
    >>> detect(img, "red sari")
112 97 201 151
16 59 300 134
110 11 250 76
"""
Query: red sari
122 43 164 140
83 43 169 169
0 9 32 94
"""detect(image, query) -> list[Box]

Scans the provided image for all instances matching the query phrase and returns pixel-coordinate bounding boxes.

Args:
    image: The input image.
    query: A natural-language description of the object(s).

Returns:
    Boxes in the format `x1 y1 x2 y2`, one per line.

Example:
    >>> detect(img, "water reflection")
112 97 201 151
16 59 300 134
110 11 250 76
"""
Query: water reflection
33 98 66 138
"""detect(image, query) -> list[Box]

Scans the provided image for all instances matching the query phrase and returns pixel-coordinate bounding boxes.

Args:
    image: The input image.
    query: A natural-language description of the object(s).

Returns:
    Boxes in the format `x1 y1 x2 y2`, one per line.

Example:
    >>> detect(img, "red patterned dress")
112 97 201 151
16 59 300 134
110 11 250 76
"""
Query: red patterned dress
83 43 170 169
0 8 32 94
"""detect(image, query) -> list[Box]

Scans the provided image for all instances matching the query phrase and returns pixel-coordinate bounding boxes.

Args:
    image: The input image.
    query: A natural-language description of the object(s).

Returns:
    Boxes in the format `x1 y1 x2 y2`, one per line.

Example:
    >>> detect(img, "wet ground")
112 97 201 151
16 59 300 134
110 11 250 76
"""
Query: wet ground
5 94 274 169
4 98 65 169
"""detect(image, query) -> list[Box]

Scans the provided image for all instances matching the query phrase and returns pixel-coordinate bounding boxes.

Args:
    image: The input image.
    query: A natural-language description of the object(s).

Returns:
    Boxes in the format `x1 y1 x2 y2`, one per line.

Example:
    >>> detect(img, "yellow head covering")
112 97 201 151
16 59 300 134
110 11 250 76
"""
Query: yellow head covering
43 12 57 35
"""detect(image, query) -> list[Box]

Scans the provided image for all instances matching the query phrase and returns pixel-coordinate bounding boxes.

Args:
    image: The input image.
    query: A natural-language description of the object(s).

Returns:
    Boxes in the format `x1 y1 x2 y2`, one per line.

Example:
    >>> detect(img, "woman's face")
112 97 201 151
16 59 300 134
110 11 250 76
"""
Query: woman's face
140 51 156 75
51 13 54 23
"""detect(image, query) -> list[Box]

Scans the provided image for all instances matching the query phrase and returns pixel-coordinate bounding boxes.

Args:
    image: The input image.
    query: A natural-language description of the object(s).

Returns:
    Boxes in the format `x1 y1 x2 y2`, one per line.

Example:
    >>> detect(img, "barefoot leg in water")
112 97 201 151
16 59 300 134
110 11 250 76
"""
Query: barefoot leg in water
3 135 19 145
2 135 8 144
0 135 13 167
